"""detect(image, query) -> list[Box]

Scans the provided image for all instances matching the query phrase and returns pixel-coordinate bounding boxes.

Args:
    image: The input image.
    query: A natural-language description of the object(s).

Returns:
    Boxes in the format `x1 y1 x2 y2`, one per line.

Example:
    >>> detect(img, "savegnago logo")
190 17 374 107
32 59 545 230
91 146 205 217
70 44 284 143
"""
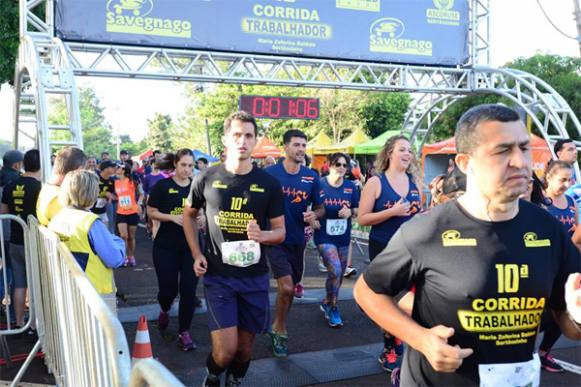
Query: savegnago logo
106 0 192 38
369 17 432 57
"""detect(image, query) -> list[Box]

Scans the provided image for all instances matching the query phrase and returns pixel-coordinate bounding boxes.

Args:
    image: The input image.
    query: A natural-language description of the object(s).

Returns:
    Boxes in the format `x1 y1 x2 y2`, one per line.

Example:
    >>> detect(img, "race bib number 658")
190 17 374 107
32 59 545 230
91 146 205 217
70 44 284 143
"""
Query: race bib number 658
221 240 261 267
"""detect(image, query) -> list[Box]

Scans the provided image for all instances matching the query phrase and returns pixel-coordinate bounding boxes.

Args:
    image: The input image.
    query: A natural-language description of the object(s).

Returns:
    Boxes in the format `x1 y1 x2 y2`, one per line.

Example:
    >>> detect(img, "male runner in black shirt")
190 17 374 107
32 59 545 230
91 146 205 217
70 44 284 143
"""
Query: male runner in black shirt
355 104 581 386
183 111 285 387
1 149 41 329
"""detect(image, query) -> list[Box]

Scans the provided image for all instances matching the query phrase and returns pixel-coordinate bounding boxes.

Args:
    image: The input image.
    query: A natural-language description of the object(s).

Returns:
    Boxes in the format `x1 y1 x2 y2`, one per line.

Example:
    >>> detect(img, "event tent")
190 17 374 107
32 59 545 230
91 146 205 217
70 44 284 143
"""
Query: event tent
306 131 333 156
193 149 218 162
422 134 553 185
353 130 401 155
251 136 282 158
312 128 370 155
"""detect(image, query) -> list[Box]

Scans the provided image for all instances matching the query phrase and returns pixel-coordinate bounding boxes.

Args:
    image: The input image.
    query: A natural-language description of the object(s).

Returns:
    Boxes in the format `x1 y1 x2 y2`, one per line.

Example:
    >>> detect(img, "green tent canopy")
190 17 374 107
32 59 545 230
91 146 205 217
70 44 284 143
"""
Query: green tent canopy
354 130 401 155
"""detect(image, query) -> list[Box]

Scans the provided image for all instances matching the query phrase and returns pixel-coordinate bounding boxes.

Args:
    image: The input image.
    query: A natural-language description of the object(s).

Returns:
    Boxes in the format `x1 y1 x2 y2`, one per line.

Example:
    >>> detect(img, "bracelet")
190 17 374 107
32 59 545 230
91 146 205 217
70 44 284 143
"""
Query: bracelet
566 311 581 334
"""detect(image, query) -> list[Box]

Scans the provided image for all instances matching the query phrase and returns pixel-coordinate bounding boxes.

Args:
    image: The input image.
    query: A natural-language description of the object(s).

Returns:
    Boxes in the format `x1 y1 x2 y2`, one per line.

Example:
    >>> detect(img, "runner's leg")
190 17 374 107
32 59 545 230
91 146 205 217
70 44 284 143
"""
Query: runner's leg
127 225 137 258
178 250 197 333
117 222 129 263
272 275 294 334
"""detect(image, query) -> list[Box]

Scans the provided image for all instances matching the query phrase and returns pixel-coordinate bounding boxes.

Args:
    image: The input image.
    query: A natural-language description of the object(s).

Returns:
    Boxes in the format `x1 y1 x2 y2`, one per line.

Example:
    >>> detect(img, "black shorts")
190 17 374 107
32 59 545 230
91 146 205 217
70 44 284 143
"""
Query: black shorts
267 243 305 284
116 213 139 226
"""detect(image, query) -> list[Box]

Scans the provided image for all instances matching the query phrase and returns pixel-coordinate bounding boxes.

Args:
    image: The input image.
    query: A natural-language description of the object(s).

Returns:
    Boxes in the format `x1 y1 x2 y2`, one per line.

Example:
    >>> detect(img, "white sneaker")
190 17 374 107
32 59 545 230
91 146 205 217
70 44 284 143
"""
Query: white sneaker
318 256 328 272
344 266 357 277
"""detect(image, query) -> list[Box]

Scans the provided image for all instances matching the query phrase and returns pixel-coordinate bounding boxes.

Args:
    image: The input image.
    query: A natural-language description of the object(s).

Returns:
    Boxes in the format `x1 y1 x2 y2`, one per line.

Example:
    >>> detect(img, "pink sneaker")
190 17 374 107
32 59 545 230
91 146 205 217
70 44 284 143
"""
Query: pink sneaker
128 256 137 267
294 283 304 298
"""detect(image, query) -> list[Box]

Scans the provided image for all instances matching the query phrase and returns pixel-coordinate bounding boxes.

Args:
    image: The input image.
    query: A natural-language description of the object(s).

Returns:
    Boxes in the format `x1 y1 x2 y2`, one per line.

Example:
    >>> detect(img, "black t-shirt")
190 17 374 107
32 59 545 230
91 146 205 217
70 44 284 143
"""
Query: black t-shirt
147 177 191 249
1 176 41 245
187 164 285 278
91 174 115 215
364 199 581 386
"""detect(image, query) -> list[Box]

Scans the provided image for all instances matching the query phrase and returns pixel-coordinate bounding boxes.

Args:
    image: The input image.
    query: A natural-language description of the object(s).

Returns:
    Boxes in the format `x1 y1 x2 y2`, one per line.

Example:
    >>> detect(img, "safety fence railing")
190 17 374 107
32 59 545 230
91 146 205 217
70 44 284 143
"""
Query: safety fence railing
128 358 184 387
0 214 41 387
29 215 132 386
0 215 184 387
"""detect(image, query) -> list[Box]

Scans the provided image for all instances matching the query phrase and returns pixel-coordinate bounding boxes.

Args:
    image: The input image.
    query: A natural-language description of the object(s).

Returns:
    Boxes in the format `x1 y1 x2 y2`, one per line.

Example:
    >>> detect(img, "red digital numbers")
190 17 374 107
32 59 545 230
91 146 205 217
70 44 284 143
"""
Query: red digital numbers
240 95 319 120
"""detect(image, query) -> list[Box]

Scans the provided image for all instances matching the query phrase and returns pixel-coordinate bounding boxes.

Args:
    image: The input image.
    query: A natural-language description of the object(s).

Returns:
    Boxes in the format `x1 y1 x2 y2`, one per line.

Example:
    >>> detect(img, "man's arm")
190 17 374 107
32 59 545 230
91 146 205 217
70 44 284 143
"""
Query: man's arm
354 275 473 373
554 273 581 340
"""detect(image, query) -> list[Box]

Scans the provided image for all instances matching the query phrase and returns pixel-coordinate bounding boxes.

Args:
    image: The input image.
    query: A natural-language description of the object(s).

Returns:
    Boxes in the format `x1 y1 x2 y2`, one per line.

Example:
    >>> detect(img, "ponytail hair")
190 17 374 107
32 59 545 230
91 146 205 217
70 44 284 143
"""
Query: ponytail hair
154 149 194 171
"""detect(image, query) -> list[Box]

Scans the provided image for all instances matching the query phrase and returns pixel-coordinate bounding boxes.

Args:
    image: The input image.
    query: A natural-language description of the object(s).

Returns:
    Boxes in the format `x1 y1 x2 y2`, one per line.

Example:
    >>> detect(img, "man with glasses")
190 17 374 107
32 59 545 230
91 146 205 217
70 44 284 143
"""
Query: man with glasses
265 129 325 357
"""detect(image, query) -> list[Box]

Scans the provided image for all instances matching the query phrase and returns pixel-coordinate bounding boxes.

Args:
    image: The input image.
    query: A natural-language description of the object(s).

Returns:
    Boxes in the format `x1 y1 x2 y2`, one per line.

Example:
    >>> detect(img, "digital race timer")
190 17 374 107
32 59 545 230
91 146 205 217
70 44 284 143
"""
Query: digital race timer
239 95 320 120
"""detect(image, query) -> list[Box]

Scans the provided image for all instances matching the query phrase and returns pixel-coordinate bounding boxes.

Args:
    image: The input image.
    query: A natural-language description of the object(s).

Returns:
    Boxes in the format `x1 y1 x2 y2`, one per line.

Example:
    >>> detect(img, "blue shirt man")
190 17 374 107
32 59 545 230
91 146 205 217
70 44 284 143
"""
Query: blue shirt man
265 129 325 358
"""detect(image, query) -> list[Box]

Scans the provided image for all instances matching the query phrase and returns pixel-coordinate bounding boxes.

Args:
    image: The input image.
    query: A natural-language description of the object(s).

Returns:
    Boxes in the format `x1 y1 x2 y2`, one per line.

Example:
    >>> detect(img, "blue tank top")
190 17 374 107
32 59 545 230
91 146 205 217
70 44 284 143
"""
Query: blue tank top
546 195 576 238
369 173 421 245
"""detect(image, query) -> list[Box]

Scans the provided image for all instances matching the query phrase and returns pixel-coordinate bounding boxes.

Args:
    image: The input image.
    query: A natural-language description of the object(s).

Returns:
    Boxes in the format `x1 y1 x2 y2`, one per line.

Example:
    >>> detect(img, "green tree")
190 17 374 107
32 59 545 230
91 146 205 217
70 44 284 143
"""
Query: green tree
118 134 148 157
0 0 20 85
146 113 174 151
47 86 116 157
0 1 45 85
358 92 411 138
428 55 581 143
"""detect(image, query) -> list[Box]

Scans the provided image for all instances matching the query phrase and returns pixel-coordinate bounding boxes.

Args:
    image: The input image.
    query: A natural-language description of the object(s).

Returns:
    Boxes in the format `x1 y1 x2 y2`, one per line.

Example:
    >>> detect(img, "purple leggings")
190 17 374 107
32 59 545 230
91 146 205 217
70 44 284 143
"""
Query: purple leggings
317 244 349 304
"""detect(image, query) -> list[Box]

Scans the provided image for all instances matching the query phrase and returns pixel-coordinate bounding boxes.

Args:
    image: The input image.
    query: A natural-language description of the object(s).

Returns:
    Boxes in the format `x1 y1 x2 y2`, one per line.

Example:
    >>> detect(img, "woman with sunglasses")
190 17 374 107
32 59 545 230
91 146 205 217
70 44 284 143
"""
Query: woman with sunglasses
358 135 421 373
313 153 359 328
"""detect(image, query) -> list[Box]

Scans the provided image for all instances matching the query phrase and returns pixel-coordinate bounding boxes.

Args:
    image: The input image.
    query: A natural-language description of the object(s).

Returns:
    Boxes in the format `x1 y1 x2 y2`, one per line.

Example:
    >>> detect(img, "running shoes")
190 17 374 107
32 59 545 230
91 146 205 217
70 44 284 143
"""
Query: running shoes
343 266 357 277
317 256 328 272
328 306 343 327
294 283 304 298
225 373 242 387
127 256 137 267
178 331 196 351
540 352 564 372
268 331 288 357
202 371 220 387
378 348 402 373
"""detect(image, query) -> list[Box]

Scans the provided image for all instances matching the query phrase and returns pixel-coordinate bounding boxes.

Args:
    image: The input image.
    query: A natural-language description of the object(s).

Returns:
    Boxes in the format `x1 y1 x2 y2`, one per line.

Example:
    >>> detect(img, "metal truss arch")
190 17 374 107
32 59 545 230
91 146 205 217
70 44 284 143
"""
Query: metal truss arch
14 35 83 180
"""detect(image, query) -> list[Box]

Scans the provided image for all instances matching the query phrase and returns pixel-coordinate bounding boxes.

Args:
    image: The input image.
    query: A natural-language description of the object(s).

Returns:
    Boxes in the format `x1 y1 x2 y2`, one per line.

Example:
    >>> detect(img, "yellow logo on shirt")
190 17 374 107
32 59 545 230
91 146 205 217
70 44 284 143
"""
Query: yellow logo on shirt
249 184 264 193
212 180 228 189
441 229 477 247
523 232 551 248
168 188 179 194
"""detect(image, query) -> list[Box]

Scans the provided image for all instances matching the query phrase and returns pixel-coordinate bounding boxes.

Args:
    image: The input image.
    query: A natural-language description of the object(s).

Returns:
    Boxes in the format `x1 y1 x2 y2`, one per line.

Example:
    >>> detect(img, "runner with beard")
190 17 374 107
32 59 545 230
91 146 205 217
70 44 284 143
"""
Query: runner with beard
265 129 325 357
355 104 581 386
183 111 285 387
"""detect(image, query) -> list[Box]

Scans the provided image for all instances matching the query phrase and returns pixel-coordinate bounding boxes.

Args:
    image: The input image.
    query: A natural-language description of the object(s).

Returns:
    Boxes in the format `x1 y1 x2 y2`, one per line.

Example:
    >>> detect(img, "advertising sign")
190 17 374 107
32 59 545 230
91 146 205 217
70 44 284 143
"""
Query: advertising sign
55 0 469 66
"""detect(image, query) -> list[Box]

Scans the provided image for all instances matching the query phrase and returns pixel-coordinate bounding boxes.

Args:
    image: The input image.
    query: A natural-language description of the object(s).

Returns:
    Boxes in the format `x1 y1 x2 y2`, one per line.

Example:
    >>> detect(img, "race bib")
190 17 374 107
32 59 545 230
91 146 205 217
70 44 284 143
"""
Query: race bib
95 198 108 209
479 354 540 387
221 240 261 268
326 219 347 236
119 195 132 209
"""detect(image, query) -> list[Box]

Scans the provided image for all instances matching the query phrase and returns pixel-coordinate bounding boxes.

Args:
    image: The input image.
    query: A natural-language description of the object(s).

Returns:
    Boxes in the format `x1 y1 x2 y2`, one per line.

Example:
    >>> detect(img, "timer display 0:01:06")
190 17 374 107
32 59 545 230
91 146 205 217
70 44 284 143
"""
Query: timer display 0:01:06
239 95 319 120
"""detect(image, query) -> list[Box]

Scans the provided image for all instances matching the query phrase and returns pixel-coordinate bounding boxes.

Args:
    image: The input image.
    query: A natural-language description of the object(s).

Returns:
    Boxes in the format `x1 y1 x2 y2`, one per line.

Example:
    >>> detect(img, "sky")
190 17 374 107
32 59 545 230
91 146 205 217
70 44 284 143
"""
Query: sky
1 0 579 144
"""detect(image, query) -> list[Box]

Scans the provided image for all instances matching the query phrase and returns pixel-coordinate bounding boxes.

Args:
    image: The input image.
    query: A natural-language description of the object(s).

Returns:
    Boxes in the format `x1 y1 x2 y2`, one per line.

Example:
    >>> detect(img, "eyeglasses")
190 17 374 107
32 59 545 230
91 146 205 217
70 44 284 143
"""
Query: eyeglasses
333 162 347 168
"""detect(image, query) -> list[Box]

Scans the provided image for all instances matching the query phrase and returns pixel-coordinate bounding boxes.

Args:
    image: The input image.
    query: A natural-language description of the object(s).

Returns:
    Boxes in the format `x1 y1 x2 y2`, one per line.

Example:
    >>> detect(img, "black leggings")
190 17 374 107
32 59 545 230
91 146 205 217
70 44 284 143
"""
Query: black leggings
540 312 561 352
152 242 198 332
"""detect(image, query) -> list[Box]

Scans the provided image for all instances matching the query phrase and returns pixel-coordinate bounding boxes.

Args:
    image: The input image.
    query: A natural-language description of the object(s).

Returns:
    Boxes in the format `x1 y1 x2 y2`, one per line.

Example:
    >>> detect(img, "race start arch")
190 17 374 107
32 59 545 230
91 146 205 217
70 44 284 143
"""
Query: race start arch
13 0 581 181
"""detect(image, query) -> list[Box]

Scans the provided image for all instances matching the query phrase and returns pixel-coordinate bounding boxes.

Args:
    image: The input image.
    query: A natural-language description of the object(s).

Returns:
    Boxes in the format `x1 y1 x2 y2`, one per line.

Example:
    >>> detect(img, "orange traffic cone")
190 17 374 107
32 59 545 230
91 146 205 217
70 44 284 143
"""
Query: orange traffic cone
132 315 153 362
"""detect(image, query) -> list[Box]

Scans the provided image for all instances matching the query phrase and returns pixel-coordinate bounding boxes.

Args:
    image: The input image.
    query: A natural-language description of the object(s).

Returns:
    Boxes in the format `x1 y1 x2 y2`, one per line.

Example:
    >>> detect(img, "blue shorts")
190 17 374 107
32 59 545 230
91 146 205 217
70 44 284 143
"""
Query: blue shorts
267 243 305 284
203 273 270 333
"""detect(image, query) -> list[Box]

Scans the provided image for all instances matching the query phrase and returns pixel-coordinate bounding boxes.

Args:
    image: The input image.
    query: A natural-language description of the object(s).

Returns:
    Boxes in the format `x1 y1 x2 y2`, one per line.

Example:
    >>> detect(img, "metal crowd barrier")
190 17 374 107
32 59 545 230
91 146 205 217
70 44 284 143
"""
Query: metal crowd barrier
29 216 132 386
22 216 182 387
128 358 184 387
0 214 40 387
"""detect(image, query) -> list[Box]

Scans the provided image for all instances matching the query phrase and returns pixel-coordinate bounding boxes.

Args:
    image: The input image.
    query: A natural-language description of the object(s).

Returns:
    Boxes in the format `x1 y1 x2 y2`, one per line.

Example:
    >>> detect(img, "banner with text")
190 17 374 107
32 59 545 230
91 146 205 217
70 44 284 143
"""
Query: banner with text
55 0 469 66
